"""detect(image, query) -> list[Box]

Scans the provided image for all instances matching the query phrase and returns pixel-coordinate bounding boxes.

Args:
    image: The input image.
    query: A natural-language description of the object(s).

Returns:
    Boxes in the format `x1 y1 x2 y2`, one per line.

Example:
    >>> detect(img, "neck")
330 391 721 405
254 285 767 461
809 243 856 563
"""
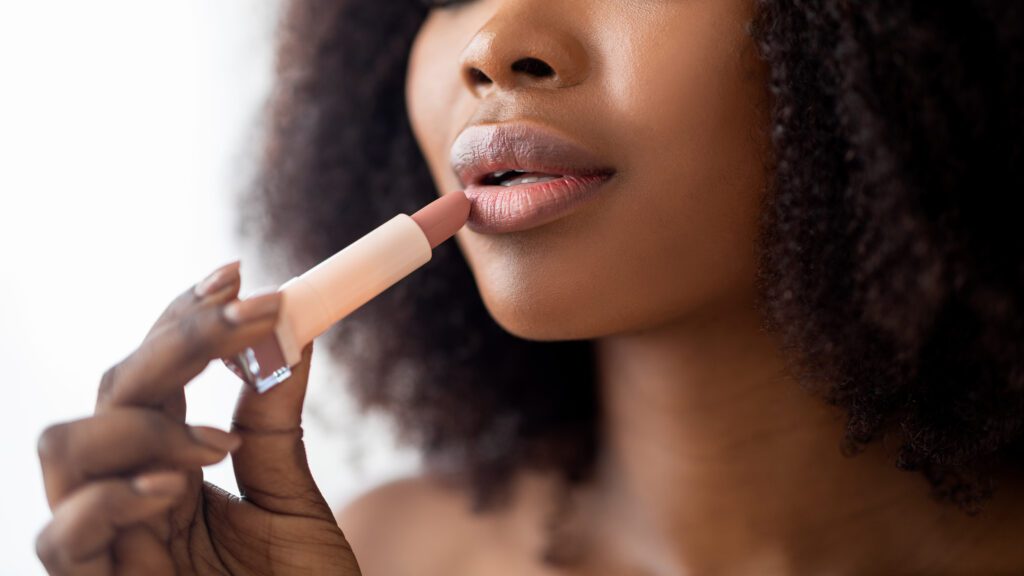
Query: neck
582 300 1020 575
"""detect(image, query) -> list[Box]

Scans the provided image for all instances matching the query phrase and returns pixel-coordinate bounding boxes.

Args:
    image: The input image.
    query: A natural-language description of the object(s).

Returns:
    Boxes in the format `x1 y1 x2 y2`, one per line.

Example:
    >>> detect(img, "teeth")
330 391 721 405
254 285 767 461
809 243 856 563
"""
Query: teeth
481 169 564 186
501 174 561 187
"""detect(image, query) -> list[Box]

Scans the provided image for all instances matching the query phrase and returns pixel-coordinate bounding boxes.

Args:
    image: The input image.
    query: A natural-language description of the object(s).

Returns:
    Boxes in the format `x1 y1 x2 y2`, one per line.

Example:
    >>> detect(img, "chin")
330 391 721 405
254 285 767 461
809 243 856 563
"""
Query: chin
453 203 717 343
466 256 598 341
470 259 643 342
483 297 599 342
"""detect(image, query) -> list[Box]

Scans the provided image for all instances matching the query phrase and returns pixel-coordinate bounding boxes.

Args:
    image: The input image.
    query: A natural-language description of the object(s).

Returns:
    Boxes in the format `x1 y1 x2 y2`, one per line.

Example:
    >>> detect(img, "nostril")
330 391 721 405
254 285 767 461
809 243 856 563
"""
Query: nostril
511 57 554 78
467 67 492 86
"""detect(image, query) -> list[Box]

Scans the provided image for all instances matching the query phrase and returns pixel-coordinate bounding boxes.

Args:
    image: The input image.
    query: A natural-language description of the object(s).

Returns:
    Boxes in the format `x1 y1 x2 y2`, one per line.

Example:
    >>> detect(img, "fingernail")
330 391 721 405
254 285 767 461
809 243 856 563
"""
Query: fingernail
189 426 243 452
194 260 241 298
132 471 185 497
223 291 281 325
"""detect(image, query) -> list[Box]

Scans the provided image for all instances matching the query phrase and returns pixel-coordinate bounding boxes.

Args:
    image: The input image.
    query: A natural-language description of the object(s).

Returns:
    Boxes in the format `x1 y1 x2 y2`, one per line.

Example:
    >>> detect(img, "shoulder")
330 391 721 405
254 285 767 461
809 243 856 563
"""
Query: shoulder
334 474 490 576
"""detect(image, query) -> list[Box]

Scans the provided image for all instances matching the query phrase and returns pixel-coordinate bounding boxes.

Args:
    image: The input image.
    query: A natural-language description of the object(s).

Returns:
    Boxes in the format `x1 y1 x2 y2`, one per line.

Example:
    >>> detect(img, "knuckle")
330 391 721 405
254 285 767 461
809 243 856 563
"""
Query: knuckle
95 483 121 515
139 410 171 442
133 411 183 461
37 423 69 462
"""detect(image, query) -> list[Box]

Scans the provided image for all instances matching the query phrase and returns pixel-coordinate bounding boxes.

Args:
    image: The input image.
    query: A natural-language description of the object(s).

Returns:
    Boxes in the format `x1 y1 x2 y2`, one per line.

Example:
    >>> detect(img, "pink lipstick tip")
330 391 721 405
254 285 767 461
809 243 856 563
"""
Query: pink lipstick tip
411 191 471 249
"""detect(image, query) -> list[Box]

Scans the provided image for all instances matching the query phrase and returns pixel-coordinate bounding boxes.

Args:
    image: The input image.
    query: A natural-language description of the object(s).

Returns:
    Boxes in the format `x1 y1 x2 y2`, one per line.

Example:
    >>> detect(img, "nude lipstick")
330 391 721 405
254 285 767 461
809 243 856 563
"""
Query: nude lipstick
450 122 616 234
224 191 471 393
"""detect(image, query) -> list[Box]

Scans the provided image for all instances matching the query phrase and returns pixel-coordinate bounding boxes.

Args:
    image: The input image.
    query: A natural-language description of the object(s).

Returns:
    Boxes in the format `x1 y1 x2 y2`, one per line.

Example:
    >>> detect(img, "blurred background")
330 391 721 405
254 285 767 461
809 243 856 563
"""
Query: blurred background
0 2 419 573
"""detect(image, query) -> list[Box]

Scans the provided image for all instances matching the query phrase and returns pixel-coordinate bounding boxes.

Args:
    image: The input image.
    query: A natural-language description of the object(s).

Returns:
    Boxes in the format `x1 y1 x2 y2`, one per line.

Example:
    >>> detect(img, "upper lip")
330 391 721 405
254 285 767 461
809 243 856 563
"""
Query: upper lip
449 122 615 188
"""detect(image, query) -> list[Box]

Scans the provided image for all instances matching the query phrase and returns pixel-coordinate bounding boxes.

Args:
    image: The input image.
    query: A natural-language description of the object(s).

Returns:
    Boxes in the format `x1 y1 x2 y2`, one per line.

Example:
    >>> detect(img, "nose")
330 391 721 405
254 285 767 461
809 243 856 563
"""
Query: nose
458 3 590 97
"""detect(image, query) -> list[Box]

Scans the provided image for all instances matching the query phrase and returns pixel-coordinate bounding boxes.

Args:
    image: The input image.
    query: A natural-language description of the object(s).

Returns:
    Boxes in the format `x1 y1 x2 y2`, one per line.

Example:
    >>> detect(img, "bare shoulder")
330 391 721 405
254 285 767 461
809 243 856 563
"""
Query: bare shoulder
334 474 490 576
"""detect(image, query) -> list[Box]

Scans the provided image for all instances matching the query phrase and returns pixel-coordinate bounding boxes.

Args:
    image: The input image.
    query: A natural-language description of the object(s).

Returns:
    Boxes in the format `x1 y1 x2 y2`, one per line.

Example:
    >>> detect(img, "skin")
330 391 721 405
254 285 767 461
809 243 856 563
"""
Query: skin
392 0 1024 574
35 0 1024 575
36 263 359 575
410 0 771 341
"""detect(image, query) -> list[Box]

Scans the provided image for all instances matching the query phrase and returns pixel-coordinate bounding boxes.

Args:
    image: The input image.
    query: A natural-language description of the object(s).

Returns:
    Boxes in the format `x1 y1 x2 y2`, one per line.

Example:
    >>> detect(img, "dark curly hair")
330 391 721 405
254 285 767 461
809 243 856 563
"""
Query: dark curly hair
237 0 1024 536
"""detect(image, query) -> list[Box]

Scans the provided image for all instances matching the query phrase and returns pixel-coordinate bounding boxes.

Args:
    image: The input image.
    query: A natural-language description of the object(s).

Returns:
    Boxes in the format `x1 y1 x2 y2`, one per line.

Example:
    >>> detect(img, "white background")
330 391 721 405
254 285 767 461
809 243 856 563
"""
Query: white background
0 2 419 574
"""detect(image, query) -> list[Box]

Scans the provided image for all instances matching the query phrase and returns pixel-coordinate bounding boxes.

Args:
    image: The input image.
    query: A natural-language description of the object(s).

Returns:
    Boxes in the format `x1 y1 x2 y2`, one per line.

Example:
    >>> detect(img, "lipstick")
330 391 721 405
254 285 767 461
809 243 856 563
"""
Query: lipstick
224 191 471 393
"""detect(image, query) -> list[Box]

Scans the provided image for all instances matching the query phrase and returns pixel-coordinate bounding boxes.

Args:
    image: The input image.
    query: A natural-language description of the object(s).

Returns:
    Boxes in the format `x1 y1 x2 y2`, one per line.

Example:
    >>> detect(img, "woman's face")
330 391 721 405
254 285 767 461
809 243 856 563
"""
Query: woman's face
406 0 773 340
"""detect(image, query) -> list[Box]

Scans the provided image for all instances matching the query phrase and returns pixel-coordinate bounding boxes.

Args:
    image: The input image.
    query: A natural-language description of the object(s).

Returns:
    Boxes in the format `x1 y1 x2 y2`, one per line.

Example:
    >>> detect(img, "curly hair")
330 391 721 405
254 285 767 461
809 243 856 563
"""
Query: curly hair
237 0 1024 535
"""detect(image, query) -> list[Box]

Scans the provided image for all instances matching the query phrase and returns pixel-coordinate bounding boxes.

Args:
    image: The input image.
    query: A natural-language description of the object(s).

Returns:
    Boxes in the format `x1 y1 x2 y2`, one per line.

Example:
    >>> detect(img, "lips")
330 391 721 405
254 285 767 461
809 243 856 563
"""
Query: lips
449 122 617 233
450 122 615 189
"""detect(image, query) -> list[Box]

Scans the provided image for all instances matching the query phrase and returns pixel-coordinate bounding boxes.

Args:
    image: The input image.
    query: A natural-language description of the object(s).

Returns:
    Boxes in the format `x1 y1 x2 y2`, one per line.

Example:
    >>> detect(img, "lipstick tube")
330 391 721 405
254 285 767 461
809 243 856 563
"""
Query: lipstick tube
225 191 470 393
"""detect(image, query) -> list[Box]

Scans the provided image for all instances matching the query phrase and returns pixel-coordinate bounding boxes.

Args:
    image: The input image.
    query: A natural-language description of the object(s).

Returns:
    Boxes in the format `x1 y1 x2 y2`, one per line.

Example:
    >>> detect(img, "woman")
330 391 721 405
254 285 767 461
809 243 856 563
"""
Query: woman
35 0 1024 573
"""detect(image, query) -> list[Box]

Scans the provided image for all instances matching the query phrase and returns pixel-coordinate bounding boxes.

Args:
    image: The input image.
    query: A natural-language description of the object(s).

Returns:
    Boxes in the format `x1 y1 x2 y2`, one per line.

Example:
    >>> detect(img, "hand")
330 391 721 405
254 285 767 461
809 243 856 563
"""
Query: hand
35 261 361 575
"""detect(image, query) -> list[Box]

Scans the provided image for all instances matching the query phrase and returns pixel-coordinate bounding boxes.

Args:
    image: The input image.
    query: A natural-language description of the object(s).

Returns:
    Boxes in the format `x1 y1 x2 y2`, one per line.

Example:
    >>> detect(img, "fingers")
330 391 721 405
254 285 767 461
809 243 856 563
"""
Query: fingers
230 341 333 519
95 290 282 411
112 525 177 576
233 340 312 432
38 409 240 510
143 260 242 342
35 471 184 576
36 261 265 576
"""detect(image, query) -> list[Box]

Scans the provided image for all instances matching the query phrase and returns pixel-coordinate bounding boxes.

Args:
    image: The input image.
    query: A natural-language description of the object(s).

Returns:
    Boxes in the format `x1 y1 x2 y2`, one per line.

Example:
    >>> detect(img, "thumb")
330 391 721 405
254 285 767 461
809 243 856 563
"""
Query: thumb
229 340 332 519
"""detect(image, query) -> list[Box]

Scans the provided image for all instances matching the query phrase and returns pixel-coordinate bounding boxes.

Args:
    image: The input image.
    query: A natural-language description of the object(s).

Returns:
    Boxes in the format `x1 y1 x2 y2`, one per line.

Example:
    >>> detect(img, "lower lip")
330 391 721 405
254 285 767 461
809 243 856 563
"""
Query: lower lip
463 173 614 234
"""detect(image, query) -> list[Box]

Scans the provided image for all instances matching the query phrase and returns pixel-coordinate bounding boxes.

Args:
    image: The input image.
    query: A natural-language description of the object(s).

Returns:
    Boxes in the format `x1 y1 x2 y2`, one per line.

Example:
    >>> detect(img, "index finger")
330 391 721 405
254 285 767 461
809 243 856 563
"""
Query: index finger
143 260 242 341
95 291 282 412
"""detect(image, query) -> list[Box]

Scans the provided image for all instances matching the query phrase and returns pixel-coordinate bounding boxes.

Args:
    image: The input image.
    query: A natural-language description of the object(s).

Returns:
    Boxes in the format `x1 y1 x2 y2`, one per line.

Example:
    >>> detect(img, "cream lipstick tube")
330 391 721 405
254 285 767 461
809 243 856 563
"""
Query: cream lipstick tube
225 191 470 393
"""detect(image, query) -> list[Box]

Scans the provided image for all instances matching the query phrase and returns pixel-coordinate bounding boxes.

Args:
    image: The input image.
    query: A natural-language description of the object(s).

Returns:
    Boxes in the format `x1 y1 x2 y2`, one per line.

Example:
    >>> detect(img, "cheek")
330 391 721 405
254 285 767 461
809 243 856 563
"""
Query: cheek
406 16 463 187
568 0 771 329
